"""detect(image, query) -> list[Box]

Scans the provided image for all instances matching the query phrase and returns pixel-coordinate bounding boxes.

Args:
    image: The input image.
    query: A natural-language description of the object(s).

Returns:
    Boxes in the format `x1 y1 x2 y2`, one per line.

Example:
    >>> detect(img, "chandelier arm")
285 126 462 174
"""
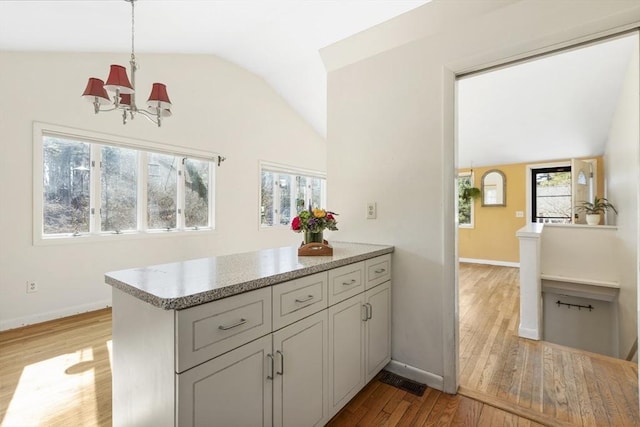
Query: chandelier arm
136 109 162 127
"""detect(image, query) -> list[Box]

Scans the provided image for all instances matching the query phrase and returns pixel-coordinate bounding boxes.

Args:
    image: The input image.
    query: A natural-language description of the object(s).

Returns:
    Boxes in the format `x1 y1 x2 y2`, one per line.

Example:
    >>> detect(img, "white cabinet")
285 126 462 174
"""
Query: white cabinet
111 253 391 427
273 311 328 427
328 293 366 416
177 311 329 427
176 335 273 427
328 257 392 417
365 281 391 382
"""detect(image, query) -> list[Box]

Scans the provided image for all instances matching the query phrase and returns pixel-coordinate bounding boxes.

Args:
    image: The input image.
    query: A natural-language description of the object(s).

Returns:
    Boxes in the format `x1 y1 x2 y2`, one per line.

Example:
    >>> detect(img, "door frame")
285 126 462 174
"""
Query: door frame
447 29 639 393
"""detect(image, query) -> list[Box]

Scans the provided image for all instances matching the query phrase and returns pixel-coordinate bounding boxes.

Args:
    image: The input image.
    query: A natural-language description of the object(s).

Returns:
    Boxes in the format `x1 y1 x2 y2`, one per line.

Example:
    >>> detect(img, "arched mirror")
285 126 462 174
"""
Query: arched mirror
481 169 506 206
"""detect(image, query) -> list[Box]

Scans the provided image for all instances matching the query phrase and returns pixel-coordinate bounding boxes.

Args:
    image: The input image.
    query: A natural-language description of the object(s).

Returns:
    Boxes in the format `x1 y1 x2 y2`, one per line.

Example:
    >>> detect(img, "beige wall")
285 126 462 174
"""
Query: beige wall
459 157 605 264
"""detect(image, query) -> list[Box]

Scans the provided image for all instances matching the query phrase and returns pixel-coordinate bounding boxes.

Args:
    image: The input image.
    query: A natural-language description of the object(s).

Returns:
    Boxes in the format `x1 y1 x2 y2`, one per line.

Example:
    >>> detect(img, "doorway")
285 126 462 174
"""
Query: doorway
454 30 639 419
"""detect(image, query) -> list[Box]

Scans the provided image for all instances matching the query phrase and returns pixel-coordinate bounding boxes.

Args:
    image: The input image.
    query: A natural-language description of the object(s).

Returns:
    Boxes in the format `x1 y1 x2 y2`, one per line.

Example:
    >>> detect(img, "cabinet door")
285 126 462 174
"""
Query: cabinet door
273 311 328 427
328 294 366 417
365 281 392 383
176 335 273 427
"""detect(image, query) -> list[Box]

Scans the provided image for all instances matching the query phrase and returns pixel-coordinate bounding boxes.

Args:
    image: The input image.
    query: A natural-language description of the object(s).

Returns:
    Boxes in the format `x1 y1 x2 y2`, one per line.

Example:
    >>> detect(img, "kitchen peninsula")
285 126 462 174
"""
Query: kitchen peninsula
106 242 393 427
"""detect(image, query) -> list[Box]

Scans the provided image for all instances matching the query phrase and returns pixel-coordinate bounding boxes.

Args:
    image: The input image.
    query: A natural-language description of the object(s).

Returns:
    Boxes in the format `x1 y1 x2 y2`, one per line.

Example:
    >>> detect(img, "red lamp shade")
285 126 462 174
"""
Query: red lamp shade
119 93 132 107
147 83 172 109
104 64 134 94
82 78 111 105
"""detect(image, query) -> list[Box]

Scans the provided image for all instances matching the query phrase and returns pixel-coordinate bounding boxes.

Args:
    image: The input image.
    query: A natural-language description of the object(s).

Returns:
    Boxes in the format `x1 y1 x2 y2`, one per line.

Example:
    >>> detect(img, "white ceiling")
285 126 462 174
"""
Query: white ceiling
0 0 430 137
458 33 638 168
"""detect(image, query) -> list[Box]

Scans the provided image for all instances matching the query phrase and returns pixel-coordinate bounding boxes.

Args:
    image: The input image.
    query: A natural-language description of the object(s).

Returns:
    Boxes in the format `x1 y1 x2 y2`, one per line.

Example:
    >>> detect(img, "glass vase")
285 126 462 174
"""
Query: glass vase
303 231 323 245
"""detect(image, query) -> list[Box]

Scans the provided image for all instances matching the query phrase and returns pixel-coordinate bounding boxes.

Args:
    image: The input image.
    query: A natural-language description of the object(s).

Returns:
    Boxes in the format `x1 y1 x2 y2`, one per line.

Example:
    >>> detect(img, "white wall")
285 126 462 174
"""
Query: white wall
0 52 325 330
322 0 640 391
604 39 640 359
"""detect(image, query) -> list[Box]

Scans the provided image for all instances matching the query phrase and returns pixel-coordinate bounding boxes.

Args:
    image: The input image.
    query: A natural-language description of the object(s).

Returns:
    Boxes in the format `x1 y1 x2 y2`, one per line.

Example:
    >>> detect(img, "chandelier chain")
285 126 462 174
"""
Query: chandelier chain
130 0 135 61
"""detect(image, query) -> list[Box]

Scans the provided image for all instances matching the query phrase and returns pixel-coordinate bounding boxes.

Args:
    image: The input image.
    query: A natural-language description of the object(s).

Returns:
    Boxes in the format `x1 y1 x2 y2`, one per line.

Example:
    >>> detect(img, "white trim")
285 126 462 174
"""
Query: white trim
459 258 520 268
442 66 458 394
259 160 326 179
0 300 111 331
517 326 541 341
385 360 444 391
33 122 216 245
35 121 221 161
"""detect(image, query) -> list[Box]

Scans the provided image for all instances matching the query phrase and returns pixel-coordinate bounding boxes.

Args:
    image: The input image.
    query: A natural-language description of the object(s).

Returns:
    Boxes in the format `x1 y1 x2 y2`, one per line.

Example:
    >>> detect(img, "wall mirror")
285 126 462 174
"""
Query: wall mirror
481 169 506 206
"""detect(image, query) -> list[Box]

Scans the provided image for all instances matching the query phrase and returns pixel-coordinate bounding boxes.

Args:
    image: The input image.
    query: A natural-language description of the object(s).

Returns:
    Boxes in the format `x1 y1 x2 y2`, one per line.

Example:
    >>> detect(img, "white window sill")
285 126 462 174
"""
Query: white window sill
34 228 215 246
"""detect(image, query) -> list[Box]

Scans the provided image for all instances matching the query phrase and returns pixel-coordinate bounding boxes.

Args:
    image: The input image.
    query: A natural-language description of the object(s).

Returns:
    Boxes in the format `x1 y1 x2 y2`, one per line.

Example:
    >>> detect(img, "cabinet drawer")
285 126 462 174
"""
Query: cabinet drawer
365 254 391 289
175 287 271 373
328 262 364 305
273 272 328 330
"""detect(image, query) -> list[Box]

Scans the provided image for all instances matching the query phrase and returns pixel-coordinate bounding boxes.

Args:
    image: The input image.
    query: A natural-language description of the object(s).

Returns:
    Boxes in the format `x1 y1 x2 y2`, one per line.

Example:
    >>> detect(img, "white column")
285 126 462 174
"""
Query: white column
516 223 544 340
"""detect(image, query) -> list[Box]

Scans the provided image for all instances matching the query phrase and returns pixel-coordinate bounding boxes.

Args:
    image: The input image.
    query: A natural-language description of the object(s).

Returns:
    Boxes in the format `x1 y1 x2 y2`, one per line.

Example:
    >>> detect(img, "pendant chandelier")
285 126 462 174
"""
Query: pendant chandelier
82 0 171 127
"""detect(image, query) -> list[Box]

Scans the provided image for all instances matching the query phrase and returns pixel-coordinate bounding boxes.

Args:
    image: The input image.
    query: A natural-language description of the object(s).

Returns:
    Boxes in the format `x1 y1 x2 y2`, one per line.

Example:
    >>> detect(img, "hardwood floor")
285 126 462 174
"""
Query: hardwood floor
0 264 637 426
457 263 639 427
0 309 112 426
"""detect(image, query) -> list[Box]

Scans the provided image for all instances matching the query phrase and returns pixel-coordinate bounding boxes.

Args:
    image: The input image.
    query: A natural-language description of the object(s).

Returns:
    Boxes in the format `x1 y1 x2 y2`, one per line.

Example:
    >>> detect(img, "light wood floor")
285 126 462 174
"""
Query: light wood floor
1 264 638 426
457 263 639 427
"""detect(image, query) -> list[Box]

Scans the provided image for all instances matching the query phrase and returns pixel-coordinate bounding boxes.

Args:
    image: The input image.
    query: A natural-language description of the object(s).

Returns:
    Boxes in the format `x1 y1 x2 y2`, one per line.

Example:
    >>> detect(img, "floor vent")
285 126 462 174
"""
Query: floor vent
378 370 427 397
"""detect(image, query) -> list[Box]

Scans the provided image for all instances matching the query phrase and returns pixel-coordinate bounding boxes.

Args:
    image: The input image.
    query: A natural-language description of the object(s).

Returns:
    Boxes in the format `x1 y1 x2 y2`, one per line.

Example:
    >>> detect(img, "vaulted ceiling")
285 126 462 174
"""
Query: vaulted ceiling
0 0 430 137
458 33 637 168
0 1 636 167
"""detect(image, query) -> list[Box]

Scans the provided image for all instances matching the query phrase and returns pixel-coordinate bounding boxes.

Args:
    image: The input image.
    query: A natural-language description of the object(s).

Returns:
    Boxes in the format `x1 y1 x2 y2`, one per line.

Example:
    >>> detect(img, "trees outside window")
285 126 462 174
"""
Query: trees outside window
260 164 326 228
457 173 474 227
37 126 215 240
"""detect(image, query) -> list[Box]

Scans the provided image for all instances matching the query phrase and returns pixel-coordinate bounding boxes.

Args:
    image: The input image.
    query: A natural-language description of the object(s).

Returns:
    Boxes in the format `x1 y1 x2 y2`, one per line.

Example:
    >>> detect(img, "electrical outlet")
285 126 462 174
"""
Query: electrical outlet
26 281 38 293
366 202 377 219
515 211 524 218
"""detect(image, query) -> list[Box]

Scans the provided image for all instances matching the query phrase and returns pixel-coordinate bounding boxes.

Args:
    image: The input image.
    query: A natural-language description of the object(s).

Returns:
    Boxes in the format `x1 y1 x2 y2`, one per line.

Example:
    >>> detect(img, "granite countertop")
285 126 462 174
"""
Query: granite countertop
105 242 394 310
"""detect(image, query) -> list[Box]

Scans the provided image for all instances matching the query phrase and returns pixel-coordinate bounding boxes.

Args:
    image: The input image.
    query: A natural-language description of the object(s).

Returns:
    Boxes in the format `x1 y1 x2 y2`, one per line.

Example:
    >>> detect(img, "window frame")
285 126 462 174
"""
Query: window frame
33 122 218 245
259 161 327 230
457 171 475 229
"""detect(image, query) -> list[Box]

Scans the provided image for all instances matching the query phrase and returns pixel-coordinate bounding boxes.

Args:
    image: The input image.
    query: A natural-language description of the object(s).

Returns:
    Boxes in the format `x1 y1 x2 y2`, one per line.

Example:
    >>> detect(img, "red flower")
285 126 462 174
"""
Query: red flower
291 216 301 232
326 214 334 220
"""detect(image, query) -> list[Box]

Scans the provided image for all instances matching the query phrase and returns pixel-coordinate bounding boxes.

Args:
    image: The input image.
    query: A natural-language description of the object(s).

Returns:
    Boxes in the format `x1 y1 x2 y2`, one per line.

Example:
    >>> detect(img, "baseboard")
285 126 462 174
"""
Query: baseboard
385 359 444 391
0 300 112 331
459 258 520 268
518 325 541 341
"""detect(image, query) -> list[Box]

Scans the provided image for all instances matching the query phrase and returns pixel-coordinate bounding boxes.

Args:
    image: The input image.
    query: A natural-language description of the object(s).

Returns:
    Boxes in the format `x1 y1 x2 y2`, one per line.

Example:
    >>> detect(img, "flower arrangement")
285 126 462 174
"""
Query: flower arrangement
291 207 338 234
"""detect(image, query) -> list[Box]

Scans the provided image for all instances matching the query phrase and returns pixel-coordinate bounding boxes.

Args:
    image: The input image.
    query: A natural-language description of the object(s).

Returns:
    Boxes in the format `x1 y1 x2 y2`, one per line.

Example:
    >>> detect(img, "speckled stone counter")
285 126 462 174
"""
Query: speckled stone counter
105 242 393 310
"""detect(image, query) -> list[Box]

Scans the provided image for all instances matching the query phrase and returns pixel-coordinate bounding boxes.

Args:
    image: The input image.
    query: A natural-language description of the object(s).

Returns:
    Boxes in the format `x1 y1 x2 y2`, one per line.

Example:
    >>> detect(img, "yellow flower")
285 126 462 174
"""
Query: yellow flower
313 208 326 218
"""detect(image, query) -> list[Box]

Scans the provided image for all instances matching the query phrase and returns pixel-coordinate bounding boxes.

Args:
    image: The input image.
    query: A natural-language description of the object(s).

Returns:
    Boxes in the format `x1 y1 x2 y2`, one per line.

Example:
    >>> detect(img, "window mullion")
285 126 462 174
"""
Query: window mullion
177 157 185 230
139 152 148 232
90 144 101 235
209 161 215 229
273 173 281 226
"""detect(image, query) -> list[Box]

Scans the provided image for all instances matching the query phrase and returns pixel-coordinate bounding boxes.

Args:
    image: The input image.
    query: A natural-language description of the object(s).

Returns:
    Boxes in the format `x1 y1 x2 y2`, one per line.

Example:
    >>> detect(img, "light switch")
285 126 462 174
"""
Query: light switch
516 211 524 218
366 202 377 219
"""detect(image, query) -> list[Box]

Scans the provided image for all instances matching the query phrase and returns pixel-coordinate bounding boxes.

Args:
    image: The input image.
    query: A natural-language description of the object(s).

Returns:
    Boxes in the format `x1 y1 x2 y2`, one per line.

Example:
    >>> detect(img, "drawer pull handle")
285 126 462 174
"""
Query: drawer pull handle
267 353 274 380
295 294 314 303
342 279 357 286
374 268 386 274
218 318 247 330
276 350 284 375
367 303 373 320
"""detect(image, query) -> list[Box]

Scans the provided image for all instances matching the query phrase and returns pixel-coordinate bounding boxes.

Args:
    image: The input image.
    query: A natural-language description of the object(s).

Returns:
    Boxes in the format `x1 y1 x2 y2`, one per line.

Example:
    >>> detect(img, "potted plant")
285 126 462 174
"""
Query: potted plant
461 187 481 203
576 196 617 225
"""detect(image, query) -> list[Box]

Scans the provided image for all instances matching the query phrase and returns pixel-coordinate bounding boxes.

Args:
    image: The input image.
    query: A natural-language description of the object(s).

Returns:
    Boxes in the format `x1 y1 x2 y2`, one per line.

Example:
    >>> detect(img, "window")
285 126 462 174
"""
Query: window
531 166 572 223
35 123 216 242
260 162 326 228
457 172 474 227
